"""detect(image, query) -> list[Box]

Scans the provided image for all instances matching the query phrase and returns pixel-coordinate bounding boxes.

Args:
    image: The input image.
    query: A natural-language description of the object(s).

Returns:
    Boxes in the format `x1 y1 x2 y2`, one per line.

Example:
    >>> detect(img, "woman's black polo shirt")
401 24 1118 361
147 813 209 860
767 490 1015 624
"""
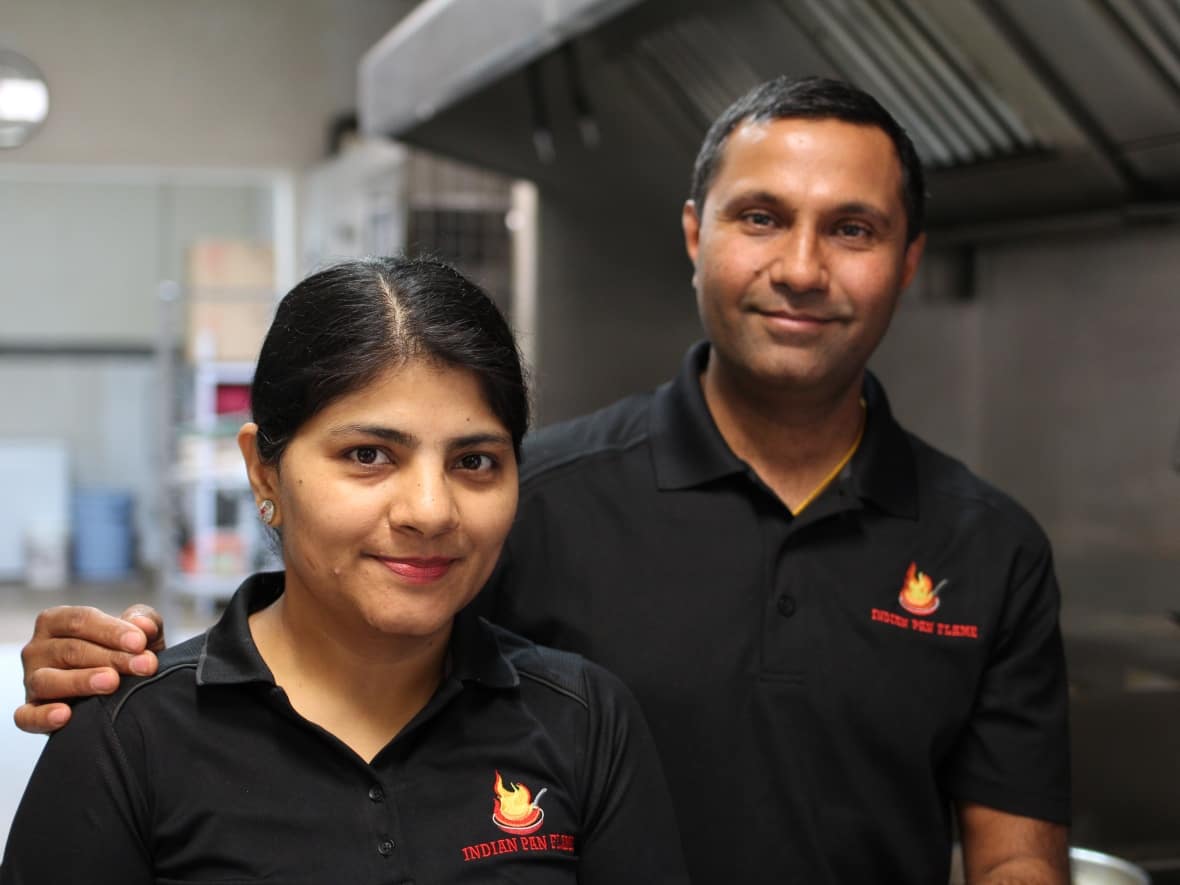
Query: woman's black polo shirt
487 341 1071 884
1 573 689 885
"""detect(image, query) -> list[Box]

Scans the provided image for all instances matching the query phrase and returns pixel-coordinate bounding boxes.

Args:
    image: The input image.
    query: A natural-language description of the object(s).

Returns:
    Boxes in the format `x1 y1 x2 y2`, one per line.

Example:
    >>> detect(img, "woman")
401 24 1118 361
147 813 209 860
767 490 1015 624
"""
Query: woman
1 257 688 884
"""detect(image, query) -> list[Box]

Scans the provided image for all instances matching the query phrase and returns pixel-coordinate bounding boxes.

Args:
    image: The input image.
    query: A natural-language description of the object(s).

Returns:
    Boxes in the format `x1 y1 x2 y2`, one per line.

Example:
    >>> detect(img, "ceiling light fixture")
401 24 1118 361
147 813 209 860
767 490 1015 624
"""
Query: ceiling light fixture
0 49 50 149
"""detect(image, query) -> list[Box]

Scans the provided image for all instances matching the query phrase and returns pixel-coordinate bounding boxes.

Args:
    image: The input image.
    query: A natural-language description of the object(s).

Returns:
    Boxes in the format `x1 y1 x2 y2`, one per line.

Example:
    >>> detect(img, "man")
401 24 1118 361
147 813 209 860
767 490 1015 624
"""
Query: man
16 77 1070 883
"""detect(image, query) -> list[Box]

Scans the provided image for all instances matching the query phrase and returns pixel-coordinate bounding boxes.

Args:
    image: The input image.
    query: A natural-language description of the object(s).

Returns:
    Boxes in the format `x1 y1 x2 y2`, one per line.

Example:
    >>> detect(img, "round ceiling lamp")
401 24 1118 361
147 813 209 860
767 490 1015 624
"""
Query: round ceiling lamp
0 48 50 149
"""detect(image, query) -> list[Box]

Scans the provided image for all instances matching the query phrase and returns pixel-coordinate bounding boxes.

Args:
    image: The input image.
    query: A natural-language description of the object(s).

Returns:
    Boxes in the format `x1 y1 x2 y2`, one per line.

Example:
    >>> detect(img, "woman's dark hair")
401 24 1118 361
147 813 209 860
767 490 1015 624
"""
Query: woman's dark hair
690 75 927 243
250 256 529 464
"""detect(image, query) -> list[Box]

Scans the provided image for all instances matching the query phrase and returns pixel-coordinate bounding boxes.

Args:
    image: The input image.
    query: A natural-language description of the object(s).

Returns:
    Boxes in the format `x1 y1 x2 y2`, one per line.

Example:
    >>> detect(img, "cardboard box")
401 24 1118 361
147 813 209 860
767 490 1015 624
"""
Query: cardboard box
187 240 274 292
186 299 274 363
185 239 276 362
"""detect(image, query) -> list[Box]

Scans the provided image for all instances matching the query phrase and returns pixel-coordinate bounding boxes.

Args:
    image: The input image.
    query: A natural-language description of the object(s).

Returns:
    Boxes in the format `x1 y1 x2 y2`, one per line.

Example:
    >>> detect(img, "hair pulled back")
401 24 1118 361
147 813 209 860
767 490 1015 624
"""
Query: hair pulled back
250 256 529 464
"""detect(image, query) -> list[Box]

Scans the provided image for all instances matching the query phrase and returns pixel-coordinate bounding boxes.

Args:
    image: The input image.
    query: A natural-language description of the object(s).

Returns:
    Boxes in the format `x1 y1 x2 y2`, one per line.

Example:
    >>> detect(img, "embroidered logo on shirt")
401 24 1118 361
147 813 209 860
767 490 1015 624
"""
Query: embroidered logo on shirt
492 770 546 835
898 561 945 616
868 562 980 640
459 772 577 863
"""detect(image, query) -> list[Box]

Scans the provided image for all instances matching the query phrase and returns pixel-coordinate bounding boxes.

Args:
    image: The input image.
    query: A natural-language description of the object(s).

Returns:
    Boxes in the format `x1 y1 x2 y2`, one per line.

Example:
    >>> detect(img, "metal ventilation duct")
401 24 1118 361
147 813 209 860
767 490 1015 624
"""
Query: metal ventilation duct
360 0 643 138
1101 0 1180 96
625 0 1043 169
779 0 1041 168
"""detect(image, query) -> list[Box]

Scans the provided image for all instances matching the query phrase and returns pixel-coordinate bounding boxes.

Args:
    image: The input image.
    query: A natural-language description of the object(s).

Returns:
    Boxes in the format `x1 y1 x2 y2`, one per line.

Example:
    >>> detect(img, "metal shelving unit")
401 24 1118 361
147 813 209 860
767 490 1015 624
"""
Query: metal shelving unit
155 283 277 618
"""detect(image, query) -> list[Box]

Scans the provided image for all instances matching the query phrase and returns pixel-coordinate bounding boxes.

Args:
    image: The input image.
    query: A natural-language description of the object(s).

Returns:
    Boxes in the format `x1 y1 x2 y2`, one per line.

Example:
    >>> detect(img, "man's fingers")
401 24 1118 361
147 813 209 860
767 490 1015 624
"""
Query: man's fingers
33 605 151 654
24 664 130 705
13 701 72 735
22 630 154 675
15 604 162 735
22 647 159 701
121 605 165 652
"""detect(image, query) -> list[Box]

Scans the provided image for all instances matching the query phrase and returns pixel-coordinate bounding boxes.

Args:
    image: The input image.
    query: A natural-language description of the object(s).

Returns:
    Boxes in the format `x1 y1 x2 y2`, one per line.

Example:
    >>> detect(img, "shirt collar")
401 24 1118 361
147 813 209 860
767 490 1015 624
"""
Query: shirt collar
196 572 518 690
195 572 280 686
649 341 917 518
448 608 520 689
650 340 748 490
845 369 918 519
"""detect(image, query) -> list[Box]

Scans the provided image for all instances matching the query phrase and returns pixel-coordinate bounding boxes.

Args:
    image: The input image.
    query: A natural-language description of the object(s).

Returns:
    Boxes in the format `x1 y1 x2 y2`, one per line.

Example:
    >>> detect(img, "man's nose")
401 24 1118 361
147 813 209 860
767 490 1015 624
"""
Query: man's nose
768 226 827 294
389 465 459 537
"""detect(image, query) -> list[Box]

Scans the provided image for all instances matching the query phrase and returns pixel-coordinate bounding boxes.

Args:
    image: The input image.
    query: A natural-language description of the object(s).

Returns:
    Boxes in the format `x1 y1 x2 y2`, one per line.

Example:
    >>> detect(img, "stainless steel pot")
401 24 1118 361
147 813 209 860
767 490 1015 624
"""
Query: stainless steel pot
1069 848 1150 885
949 845 1150 884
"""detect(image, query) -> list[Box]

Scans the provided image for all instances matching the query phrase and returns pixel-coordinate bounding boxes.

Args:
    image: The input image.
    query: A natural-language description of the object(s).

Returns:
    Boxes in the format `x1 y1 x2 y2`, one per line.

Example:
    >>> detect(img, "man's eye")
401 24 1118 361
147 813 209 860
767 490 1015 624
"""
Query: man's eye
743 211 775 227
836 222 872 239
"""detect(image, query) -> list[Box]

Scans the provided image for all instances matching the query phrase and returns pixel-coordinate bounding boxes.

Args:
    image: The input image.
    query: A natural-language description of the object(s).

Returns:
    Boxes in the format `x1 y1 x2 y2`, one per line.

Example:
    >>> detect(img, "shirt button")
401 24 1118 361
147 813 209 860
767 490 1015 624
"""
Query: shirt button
777 594 797 617
369 785 385 802
377 839 395 856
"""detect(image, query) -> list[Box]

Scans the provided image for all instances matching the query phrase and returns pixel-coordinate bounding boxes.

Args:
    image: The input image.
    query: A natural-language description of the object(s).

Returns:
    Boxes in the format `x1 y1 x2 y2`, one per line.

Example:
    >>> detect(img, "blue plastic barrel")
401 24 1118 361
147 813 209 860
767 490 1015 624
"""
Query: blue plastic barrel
72 489 134 581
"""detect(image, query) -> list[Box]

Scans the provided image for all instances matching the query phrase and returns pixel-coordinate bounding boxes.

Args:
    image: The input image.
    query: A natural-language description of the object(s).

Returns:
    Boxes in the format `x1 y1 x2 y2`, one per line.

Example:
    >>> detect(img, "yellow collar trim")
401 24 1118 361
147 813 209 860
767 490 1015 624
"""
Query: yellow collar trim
792 399 866 516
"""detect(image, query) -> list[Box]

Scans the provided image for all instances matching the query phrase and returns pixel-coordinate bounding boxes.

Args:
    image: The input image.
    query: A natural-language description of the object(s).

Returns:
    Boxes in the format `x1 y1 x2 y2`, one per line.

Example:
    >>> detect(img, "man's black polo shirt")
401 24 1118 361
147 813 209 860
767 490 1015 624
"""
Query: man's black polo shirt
487 341 1070 884
1 573 689 885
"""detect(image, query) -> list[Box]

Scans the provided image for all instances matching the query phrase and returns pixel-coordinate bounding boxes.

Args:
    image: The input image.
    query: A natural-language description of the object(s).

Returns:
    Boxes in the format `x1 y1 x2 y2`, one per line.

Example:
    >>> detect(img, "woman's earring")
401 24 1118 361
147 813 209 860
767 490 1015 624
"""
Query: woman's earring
258 499 276 525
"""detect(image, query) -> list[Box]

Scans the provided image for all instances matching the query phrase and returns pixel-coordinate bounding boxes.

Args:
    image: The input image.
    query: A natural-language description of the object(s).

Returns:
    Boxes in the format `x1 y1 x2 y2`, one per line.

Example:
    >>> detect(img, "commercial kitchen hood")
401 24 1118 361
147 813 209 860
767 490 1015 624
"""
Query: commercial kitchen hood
359 0 644 137
360 0 1180 233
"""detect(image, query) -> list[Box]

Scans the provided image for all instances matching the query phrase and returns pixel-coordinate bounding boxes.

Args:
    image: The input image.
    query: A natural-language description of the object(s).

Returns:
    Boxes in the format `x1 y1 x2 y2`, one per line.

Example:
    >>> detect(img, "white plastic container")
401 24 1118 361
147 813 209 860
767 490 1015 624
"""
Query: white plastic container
24 521 68 589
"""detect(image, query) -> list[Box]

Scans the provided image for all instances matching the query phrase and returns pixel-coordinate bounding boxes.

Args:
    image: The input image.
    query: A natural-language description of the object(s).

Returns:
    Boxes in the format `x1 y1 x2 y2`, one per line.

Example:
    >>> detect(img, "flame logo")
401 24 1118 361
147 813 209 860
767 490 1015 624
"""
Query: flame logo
899 562 943 616
491 771 546 835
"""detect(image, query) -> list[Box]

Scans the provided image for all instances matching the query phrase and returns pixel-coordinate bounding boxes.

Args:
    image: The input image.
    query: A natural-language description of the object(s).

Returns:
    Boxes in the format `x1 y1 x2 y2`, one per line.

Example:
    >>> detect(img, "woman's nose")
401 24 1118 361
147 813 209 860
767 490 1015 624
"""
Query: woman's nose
389 466 459 537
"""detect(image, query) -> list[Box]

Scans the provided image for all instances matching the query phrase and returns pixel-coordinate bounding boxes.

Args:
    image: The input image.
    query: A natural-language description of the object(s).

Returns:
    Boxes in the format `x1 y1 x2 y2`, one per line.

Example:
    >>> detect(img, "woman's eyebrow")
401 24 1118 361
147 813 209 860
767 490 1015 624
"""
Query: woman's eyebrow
326 425 512 449
327 424 417 446
449 431 513 449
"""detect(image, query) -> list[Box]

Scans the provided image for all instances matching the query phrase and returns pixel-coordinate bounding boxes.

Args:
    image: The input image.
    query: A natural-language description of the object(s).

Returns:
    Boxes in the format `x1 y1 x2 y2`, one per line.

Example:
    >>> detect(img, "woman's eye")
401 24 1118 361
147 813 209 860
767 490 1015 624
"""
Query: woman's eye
349 446 389 466
456 453 495 472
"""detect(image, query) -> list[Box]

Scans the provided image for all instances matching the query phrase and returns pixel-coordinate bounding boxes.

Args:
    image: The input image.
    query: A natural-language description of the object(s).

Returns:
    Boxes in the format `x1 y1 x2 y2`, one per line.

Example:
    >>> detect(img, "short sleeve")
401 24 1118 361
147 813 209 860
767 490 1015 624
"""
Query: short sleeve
0 696 153 885
575 661 690 884
944 537 1071 823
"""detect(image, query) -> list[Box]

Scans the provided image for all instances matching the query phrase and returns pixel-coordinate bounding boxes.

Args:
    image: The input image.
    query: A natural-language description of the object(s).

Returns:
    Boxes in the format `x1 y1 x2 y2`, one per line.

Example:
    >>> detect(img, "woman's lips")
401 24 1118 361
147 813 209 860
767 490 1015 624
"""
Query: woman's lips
375 557 457 584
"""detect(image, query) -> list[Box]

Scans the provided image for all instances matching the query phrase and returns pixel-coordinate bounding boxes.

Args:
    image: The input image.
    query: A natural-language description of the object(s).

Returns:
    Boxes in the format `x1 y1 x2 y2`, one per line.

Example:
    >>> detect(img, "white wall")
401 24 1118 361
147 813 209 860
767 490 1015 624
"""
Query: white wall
0 0 415 169
0 175 272 340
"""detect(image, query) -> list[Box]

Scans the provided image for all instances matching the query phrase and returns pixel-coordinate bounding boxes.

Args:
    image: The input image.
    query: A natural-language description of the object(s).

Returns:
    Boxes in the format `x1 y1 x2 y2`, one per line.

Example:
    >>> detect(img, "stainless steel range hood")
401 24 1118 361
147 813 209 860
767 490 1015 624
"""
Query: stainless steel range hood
360 0 1180 232
359 0 643 138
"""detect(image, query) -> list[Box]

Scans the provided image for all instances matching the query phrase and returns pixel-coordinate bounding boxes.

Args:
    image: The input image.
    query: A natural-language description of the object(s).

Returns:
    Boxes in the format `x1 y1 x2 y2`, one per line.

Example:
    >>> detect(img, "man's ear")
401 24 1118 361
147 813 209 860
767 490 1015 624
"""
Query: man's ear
900 232 927 290
682 200 702 286
237 422 282 528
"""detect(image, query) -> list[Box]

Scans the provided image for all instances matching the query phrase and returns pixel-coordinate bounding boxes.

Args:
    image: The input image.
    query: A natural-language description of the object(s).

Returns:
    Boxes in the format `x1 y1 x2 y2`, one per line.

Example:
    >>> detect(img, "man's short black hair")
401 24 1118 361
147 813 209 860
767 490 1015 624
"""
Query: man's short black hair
690 75 926 242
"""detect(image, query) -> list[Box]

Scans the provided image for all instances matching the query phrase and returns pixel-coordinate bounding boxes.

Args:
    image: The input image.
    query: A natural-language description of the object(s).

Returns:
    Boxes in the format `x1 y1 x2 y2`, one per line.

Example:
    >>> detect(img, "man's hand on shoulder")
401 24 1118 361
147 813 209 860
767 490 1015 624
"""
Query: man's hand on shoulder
14 604 166 734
